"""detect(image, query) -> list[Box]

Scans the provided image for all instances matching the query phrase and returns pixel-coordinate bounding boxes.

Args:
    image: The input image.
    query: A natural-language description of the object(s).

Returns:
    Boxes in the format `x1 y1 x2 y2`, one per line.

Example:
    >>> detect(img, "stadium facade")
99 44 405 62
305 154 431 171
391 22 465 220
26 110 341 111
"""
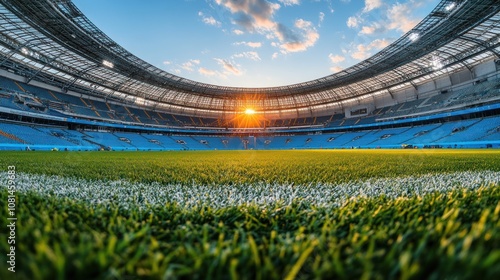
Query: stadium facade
0 0 499 151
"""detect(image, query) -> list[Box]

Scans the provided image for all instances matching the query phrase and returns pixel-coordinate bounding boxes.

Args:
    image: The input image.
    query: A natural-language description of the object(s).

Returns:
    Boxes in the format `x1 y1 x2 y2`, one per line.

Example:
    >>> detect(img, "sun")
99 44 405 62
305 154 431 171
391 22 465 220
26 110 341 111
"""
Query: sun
226 108 264 128
245 108 256 115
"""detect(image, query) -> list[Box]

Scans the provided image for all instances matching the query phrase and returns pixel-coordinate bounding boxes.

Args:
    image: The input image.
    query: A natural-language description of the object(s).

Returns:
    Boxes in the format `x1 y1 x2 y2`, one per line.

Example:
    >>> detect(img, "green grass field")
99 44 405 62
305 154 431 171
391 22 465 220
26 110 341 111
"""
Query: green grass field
0 150 499 279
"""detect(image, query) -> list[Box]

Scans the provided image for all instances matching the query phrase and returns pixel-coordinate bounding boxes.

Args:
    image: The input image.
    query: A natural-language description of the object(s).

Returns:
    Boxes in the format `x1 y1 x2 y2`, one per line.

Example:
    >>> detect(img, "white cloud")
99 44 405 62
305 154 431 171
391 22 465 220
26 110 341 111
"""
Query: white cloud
328 54 345 64
370 38 391 49
233 51 261 61
248 42 263 48
363 0 382 13
198 67 229 80
198 67 216 76
387 2 421 33
162 60 172 65
350 38 392 60
295 18 311 29
198 12 221 27
278 19 319 53
359 22 385 35
272 52 279 59
214 58 242 75
180 59 201 72
330 66 343 73
216 0 319 53
233 29 245 35
278 0 300 6
353 1 423 36
351 47 370 60
215 0 280 31
319 12 325 26
360 25 376 35
234 41 263 48
347 16 359 28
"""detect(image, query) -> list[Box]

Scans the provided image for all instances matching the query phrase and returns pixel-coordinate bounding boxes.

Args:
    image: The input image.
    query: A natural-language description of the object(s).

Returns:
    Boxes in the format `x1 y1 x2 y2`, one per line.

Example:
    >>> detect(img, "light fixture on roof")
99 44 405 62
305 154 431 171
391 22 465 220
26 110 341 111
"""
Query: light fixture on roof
21 47 29 55
102 59 114 68
445 2 456 11
409 32 420 42
431 56 444 70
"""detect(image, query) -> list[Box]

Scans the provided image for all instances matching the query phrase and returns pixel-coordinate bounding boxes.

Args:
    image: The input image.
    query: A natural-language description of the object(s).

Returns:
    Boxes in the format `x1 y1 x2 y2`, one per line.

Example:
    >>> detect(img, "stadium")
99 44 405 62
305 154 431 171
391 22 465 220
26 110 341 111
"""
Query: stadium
0 0 499 279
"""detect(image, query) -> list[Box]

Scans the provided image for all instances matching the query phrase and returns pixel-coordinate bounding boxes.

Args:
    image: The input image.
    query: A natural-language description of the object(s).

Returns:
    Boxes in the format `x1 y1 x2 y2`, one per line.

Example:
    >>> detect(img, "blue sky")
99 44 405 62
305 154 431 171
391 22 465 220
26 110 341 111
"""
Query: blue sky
73 0 439 87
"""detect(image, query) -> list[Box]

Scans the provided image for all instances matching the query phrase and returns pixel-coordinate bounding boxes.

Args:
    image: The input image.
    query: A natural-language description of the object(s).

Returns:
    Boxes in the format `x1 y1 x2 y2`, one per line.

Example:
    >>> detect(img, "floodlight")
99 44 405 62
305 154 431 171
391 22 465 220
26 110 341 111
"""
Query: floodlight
431 57 444 70
445 2 456 11
409 33 420 42
102 60 114 68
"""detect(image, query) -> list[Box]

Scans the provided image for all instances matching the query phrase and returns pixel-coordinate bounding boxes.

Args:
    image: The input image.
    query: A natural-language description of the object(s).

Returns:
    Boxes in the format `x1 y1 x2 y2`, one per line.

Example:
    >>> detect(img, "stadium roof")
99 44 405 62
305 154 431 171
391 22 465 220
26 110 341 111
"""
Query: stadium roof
0 0 499 119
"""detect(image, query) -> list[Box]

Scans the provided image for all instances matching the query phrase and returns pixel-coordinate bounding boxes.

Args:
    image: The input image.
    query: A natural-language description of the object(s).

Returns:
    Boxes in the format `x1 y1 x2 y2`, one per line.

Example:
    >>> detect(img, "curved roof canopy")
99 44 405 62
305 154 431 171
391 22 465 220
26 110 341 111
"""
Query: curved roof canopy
0 0 499 119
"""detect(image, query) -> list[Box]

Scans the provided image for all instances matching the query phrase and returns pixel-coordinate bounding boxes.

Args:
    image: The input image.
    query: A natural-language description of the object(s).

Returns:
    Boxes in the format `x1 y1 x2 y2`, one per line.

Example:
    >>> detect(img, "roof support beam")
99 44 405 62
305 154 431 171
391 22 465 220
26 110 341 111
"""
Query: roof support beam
458 35 500 59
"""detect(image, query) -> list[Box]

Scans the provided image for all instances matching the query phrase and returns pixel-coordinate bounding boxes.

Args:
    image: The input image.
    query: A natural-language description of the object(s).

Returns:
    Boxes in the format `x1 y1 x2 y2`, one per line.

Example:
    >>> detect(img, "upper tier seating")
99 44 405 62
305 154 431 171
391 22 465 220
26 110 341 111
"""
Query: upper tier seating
1 75 499 131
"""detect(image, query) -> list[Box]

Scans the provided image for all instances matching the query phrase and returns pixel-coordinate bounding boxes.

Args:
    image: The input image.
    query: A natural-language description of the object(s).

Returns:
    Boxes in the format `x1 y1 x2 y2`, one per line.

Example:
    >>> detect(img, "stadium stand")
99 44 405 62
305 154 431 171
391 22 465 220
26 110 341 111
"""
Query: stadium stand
1 70 499 151
0 0 498 151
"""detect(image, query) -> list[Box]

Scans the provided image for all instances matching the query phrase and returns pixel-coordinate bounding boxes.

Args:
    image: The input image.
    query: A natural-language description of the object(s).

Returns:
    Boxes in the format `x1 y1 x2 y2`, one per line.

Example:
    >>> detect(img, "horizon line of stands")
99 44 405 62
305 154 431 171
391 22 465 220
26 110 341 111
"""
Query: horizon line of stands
0 75 499 130
0 114 499 151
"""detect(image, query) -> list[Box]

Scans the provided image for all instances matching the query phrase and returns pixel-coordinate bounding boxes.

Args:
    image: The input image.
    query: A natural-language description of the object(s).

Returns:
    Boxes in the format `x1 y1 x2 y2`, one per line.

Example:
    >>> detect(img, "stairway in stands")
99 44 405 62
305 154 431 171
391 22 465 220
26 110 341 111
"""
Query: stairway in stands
0 129 28 144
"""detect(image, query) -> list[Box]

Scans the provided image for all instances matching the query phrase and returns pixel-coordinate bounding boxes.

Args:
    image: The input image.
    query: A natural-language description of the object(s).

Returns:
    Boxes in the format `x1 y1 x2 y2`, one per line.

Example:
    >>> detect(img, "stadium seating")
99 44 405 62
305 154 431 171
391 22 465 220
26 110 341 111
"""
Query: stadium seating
0 115 498 150
1 75 498 130
82 131 139 151
138 134 178 149
1 74 500 150
0 122 99 150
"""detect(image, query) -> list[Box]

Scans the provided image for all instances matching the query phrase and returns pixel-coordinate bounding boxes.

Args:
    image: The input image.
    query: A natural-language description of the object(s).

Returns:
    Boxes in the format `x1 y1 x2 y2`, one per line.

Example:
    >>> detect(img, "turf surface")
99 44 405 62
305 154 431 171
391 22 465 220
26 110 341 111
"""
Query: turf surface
0 150 499 279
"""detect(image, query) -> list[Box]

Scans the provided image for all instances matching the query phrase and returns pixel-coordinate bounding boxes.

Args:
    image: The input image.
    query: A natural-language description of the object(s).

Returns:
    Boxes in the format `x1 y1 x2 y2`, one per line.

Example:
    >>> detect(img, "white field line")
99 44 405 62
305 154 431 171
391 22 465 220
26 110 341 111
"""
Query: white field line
1 171 499 209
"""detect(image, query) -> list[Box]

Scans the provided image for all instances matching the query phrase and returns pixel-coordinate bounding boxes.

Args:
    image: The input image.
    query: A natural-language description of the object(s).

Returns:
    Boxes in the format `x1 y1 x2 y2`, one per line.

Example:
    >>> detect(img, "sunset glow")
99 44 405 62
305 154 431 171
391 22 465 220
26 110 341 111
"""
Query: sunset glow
245 108 256 115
